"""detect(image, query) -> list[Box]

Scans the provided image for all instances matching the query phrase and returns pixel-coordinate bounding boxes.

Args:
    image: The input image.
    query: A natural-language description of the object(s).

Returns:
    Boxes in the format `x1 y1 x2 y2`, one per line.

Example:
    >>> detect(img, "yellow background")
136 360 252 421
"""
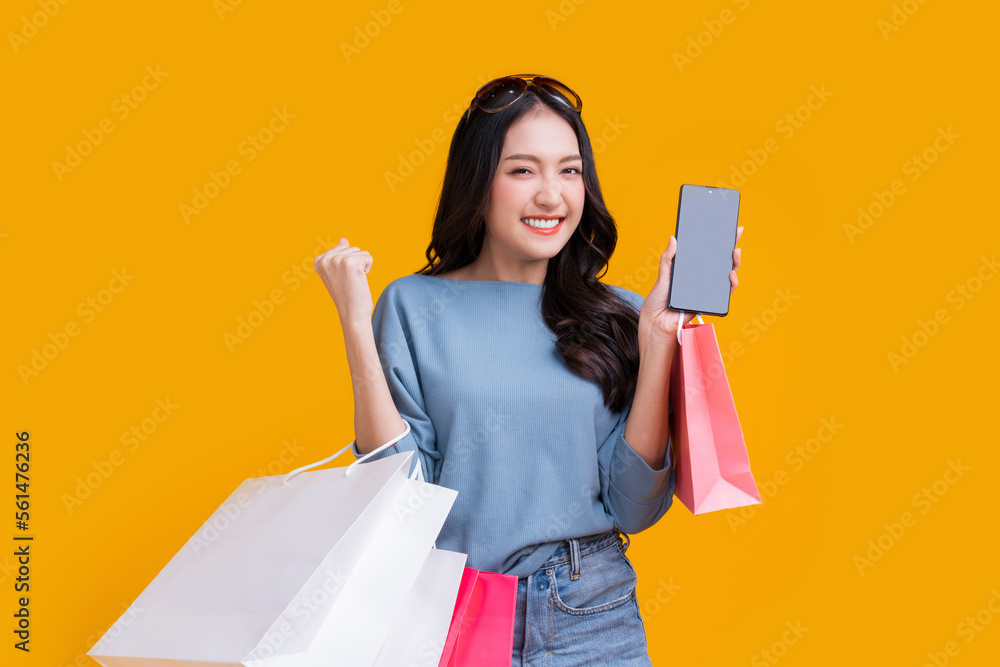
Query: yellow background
3 0 999 664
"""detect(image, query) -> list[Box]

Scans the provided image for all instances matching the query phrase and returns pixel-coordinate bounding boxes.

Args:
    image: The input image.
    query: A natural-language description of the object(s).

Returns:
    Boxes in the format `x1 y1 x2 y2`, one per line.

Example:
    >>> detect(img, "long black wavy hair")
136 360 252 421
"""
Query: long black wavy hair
415 84 640 413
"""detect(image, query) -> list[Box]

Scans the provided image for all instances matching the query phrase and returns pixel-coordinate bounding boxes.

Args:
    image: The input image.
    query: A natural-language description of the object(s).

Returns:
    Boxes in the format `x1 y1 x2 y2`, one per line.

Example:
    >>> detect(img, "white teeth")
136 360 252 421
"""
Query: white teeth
521 218 562 229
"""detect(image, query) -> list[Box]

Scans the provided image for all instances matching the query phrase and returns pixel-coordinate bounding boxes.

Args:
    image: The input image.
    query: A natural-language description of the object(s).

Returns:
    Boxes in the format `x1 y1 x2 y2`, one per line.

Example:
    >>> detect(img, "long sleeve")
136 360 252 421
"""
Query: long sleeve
597 392 676 534
350 281 442 482
596 284 676 534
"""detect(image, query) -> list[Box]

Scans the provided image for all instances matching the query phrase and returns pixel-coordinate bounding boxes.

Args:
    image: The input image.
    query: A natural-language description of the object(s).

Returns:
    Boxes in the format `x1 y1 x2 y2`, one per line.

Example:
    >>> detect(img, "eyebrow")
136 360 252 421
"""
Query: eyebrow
503 153 582 163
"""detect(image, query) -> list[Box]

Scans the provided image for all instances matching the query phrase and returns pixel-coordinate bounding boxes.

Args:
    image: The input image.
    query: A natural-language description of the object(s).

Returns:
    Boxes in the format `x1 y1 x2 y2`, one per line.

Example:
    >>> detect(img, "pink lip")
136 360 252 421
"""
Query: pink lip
522 215 564 220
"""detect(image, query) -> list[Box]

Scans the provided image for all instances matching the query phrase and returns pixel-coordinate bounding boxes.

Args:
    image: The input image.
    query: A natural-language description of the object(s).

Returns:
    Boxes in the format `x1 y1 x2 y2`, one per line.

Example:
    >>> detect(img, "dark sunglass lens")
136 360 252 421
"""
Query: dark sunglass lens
476 79 526 111
535 77 582 111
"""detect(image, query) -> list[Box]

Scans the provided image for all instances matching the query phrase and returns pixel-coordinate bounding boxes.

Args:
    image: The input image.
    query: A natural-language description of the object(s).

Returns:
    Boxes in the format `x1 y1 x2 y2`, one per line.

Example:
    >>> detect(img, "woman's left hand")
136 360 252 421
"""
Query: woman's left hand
638 226 744 348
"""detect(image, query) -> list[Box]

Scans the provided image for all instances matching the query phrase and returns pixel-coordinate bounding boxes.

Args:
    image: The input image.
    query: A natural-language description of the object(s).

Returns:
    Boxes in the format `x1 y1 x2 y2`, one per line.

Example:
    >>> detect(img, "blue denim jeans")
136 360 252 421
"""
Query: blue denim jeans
510 530 652 666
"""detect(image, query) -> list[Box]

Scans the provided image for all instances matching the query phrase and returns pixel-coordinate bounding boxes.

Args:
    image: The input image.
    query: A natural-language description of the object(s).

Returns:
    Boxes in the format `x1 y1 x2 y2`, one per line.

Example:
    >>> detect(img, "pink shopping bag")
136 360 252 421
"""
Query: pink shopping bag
670 319 762 514
439 568 517 667
439 568 479 663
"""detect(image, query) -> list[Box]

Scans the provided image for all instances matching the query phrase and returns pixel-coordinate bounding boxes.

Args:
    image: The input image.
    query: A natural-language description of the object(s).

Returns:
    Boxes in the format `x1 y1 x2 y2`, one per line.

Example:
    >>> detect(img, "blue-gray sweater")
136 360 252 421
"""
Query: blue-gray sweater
351 274 675 578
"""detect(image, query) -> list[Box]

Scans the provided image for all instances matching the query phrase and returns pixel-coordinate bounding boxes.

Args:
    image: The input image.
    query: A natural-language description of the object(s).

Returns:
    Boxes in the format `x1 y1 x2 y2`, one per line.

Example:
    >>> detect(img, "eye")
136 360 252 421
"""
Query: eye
508 166 582 175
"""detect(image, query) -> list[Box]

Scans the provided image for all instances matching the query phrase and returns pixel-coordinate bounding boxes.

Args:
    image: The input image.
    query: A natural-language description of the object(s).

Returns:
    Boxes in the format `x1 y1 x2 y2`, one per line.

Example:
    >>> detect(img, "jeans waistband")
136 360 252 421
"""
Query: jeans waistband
536 530 628 573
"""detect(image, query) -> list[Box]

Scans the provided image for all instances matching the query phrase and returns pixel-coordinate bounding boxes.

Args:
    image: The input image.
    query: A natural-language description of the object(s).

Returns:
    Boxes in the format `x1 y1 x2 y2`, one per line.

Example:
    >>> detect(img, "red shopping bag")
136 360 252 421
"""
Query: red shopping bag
670 318 762 514
438 568 517 667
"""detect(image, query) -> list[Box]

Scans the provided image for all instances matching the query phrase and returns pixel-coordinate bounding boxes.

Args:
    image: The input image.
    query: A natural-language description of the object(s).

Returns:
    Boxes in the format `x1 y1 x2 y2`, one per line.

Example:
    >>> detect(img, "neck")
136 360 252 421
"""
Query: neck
464 245 548 284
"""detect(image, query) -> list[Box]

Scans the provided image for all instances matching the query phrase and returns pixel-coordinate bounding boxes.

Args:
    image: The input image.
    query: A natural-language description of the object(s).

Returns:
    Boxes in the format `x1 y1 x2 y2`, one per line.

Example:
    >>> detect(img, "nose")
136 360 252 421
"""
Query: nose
534 175 562 208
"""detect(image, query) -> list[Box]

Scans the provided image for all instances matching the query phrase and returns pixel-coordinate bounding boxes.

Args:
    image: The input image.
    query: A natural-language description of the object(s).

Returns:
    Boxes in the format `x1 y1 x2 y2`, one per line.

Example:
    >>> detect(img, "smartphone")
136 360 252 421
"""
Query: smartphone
666 184 741 317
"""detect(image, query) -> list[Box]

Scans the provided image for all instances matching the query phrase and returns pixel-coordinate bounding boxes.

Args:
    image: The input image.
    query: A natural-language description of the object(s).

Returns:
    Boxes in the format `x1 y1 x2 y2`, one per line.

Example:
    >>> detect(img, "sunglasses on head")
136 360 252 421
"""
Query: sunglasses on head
463 74 583 122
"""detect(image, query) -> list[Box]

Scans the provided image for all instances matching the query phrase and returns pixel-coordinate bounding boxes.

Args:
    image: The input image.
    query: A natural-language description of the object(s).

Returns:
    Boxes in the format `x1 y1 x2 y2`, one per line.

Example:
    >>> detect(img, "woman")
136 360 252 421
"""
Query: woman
316 74 743 665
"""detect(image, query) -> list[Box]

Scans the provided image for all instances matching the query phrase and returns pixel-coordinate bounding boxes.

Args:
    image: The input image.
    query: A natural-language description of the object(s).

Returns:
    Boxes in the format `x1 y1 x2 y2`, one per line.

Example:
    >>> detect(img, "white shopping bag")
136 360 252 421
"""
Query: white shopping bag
88 421 458 667
373 547 468 667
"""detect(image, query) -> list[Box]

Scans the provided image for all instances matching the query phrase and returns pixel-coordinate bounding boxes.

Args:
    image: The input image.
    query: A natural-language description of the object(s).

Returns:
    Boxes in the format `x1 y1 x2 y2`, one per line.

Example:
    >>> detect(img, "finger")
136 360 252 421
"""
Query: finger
315 248 334 266
733 247 741 271
661 235 677 263
655 236 677 286
730 270 738 292
735 226 744 245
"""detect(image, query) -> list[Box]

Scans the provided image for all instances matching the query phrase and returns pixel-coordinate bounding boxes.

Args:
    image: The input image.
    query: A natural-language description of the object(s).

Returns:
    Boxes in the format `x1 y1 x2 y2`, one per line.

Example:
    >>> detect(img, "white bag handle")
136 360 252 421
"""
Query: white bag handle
282 420 423 485
676 311 705 346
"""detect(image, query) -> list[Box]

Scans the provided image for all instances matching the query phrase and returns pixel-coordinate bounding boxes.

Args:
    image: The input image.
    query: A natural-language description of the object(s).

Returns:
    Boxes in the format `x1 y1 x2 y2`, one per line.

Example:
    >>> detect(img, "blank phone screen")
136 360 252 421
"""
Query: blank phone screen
667 184 741 317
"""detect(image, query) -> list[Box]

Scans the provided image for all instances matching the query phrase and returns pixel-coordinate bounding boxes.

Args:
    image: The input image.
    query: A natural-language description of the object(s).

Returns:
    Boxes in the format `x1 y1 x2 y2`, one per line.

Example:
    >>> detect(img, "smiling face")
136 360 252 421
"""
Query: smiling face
477 103 586 282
